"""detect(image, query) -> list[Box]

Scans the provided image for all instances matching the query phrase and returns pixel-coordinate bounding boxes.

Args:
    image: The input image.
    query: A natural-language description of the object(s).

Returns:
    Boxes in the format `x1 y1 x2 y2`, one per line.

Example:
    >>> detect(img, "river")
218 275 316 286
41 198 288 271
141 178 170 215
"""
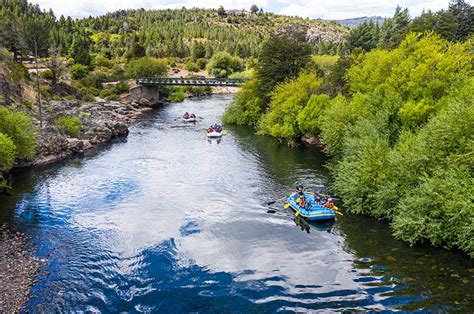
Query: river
1 95 473 312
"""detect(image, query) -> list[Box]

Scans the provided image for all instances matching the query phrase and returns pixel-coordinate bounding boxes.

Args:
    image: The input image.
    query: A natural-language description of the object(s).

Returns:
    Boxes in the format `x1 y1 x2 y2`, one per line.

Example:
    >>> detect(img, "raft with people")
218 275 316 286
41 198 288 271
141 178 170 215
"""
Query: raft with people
206 124 224 138
285 186 338 221
182 112 197 122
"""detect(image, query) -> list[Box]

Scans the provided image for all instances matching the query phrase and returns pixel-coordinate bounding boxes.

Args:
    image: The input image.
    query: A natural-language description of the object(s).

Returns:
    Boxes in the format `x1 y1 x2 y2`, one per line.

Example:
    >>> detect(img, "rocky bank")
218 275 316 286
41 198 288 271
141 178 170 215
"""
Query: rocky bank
0 225 41 313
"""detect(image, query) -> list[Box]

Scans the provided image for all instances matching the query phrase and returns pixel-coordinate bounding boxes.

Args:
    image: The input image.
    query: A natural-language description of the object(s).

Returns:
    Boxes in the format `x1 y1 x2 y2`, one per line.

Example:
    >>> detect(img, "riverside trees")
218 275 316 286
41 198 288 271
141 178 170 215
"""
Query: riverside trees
223 2 474 255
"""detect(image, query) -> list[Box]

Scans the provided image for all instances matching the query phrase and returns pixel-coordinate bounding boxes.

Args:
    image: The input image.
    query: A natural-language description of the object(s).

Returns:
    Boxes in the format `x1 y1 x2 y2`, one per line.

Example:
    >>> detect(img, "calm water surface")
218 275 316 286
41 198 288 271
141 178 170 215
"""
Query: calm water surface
1 95 473 312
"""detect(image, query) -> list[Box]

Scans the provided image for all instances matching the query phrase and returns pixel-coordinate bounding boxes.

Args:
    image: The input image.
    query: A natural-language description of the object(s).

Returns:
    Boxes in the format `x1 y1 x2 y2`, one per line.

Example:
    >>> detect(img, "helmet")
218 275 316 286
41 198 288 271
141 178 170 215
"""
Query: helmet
328 198 333 202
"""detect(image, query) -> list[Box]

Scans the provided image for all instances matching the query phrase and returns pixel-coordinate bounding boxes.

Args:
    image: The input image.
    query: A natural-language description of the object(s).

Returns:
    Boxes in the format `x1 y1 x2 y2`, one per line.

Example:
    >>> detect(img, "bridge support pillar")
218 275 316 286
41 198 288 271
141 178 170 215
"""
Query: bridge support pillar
130 85 160 107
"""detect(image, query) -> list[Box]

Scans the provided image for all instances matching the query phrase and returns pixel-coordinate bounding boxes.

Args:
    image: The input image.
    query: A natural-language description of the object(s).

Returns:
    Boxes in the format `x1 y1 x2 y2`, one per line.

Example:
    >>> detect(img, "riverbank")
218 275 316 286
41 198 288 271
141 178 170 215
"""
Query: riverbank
15 98 156 169
0 225 41 313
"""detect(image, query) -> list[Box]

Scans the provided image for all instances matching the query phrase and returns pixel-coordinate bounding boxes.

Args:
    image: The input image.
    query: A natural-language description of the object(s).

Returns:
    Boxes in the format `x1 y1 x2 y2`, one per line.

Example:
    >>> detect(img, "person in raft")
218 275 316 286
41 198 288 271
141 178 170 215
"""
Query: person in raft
190 113 196 118
315 191 322 205
296 184 305 196
325 198 335 209
183 112 190 119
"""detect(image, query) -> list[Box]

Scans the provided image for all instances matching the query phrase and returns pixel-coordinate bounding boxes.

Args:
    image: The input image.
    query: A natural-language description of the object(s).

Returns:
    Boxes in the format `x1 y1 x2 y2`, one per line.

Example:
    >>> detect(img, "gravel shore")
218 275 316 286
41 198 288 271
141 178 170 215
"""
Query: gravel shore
0 225 41 313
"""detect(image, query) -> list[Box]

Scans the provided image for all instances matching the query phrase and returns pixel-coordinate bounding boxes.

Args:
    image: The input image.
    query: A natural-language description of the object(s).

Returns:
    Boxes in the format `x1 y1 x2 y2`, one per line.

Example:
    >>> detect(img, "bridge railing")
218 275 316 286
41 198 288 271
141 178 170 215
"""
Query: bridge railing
136 77 245 87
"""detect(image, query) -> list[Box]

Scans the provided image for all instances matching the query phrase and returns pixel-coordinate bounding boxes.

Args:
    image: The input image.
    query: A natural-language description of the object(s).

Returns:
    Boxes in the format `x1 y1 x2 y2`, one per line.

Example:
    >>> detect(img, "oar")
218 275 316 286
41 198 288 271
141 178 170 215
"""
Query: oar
267 196 287 205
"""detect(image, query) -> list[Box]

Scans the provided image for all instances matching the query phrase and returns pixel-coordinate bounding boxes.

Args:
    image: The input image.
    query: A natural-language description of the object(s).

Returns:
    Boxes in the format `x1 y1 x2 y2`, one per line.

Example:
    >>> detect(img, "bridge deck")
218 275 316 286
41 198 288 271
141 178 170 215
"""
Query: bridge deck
136 77 244 87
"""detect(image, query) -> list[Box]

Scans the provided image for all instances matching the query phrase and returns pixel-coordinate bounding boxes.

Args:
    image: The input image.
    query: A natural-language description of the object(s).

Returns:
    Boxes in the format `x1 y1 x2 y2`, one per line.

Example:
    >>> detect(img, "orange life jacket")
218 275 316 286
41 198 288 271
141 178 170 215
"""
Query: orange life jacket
300 197 307 208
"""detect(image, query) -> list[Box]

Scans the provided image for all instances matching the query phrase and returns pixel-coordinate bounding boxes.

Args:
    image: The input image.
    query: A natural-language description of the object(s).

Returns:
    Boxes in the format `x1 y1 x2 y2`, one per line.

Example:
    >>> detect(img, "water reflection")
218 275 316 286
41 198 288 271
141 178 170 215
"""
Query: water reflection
0 95 472 312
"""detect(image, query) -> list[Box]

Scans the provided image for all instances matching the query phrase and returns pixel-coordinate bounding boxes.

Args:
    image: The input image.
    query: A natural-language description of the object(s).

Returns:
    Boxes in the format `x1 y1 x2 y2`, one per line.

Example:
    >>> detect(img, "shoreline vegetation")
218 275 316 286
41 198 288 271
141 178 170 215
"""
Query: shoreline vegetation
223 3 473 256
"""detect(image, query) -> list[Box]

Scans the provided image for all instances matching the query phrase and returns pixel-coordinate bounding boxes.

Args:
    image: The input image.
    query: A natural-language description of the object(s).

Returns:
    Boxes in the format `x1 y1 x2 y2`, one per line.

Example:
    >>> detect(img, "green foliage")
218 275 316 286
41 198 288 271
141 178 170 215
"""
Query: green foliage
206 51 243 78
228 69 253 80
125 57 168 79
55 116 82 137
0 133 16 172
223 78 265 127
258 72 321 138
70 64 89 80
297 94 330 135
69 34 92 66
6 60 29 83
0 107 36 160
196 58 208 69
185 61 199 72
168 87 186 102
255 33 312 101
39 69 54 80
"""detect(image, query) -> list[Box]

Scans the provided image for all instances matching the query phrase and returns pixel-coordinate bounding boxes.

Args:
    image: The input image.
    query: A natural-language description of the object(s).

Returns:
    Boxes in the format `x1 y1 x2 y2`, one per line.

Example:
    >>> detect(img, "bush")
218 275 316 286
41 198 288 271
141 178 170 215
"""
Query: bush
111 81 129 94
206 51 243 78
6 61 30 83
125 57 168 79
168 87 186 102
223 78 265 127
297 93 330 135
0 107 36 160
258 72 321 138
93 55 113 68
185 61 199 72
39 69 54 80
0 133 16 172
70 64 89 80
55 116 82 137
196 58 208 69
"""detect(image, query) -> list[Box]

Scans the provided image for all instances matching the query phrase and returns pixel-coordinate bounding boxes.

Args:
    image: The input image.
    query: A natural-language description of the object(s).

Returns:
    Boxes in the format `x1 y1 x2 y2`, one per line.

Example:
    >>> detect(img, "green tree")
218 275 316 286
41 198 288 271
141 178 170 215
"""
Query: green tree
70 64 89 80
255 33 312 102
69 34 92 66
258 71 321 139
0 133 16 172
124 57 168 78
0 107 36 160
250 5 259 14
206 51 243 78
217 6 226 16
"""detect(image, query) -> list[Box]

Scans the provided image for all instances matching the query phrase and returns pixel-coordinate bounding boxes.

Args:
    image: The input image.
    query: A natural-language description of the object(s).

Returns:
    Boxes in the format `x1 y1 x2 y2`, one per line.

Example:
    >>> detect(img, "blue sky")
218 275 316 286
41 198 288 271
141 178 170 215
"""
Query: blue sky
30 0 472 20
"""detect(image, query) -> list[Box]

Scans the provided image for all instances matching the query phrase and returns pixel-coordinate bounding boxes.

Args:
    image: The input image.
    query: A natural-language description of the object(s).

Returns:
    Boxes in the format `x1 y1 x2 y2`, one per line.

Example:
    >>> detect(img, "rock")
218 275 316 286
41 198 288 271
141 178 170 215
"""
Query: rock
111 122 129 137
301 134 325 148
82 140 93 150
138 97 151 106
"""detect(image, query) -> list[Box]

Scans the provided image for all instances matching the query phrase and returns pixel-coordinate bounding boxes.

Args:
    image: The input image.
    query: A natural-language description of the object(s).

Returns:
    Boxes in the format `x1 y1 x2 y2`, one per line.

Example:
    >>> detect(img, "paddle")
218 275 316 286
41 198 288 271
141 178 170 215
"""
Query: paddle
267 196 287 205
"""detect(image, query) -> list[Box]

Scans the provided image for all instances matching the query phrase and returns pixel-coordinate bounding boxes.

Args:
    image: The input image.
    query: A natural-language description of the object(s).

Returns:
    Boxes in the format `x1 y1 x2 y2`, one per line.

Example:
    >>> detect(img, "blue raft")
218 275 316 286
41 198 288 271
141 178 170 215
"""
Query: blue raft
286 193 336 221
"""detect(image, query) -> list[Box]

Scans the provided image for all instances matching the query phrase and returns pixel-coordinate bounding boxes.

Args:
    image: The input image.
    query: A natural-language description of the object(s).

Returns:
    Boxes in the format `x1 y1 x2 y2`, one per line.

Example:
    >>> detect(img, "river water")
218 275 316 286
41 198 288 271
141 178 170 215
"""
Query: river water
1 95 473 312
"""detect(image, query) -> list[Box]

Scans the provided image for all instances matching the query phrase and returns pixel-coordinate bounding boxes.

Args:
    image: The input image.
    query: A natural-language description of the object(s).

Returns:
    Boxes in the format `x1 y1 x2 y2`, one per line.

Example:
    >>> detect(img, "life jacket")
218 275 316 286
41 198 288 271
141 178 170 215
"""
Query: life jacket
300 197 307 208
327 201 334 209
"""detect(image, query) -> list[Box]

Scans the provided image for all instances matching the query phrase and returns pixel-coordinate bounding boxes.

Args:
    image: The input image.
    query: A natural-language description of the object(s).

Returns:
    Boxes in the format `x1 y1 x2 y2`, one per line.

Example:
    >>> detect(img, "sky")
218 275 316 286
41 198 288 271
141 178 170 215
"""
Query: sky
29 0 472 20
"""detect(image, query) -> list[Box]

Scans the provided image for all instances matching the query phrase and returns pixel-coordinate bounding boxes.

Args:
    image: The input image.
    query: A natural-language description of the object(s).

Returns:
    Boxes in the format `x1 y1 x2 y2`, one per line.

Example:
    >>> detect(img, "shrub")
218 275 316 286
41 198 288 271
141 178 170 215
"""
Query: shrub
0 133 16 172
39 69 54 80
168 87 186 102
55 116 82 137
258 71 321 138
125 57 168 79
0 107 36 160
111 81 129 94
93 55 113 68
185 61 199 72
6 61 30 83
196 58 208 69
70 64 89 80
206 51 243 78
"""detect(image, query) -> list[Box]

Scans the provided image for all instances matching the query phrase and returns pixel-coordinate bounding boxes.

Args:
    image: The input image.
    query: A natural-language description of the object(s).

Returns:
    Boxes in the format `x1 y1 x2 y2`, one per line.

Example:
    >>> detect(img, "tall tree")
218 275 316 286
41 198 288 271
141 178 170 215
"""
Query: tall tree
255 31 312 102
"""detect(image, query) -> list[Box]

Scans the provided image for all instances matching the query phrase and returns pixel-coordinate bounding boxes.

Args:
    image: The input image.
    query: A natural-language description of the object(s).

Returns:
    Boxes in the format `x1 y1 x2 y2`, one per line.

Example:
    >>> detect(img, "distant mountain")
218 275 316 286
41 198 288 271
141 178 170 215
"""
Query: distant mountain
331 16 384 28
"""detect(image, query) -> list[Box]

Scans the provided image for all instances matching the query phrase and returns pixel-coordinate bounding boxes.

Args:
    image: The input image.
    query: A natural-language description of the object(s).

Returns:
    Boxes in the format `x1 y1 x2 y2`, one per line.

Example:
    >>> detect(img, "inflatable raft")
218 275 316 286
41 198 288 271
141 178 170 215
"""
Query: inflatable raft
206 130 223 138
286 193 336 221
182 117 197 122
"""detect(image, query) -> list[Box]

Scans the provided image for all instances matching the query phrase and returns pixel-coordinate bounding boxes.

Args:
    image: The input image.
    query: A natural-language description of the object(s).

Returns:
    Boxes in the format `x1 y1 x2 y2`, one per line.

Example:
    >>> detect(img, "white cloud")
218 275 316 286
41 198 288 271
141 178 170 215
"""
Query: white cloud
278 0 458 20
31 0 268 18
30 0 473 19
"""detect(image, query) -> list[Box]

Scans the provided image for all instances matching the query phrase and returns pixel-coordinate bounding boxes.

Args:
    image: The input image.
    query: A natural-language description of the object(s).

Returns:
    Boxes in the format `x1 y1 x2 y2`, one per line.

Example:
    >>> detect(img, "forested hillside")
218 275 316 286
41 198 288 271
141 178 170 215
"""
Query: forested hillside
224 1 474 256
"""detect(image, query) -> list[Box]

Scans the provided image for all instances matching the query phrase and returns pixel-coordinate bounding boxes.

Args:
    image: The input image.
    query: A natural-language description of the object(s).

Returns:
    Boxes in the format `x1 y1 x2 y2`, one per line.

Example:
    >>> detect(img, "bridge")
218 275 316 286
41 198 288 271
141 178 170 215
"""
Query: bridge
136 77 245 87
